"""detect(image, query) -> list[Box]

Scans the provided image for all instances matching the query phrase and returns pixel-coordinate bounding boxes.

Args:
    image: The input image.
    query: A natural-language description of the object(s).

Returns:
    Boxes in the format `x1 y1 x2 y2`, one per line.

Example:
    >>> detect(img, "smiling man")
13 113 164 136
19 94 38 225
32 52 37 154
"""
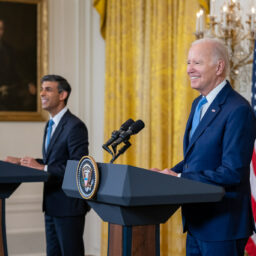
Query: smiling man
6 75 90 256
187 39 228 96
152 38 256 256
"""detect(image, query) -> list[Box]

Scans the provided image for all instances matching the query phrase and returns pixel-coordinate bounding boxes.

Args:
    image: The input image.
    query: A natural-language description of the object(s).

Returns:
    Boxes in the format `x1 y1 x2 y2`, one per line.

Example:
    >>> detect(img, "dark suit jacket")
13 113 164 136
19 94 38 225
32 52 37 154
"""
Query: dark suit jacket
173 82 256 241
39 110 90 217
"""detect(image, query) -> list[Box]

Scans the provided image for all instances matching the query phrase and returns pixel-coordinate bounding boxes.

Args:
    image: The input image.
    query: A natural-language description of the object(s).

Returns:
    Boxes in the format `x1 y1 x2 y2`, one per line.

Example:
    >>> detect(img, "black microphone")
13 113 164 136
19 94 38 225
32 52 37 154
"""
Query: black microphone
102 119 135 156
103 118 135 147
111 120 145 149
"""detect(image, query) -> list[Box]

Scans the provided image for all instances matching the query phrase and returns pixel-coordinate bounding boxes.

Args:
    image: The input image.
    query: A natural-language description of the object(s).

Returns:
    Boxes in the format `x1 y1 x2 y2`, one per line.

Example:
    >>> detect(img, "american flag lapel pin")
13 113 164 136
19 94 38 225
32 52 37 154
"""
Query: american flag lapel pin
211 109 216 112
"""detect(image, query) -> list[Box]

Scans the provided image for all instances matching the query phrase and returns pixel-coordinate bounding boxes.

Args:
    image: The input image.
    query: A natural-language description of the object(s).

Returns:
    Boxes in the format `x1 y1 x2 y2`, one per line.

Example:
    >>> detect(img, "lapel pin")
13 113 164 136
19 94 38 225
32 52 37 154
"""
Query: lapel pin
211 109 216 112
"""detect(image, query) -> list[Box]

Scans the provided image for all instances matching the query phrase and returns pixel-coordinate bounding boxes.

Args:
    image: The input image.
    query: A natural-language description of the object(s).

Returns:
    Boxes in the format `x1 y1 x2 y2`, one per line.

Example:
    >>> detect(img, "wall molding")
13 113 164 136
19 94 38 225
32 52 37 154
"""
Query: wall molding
7 228 44 235
6 195 42 213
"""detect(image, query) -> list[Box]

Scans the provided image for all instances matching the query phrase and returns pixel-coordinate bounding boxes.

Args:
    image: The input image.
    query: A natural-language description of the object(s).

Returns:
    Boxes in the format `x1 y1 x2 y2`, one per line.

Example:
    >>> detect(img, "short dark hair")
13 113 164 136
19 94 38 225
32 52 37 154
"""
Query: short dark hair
41 74 71 105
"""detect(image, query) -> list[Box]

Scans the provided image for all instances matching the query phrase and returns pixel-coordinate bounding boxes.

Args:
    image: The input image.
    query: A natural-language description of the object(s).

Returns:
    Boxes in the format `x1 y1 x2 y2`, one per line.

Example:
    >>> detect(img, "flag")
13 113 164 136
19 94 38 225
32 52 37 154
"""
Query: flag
245 40 256 256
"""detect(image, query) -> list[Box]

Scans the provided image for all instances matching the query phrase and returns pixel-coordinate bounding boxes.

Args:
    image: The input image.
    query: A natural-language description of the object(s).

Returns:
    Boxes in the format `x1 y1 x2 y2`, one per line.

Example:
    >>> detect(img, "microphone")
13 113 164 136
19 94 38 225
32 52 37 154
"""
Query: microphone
111 120 145 150
103 118 135 147
102 118 135 155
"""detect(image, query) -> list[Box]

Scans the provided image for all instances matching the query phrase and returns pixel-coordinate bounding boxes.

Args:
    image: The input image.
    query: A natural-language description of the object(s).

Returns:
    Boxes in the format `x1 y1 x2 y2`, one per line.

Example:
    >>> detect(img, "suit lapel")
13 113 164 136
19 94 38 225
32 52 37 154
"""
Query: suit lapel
184 82 232 159
185 104 221 157
183 99 199 155
42 123 48 160
44 110 70 161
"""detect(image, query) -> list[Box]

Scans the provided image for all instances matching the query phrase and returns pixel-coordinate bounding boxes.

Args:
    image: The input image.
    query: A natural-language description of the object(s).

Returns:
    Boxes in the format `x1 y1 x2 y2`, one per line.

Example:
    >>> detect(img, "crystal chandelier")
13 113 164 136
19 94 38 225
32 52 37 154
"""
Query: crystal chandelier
194 0 255 85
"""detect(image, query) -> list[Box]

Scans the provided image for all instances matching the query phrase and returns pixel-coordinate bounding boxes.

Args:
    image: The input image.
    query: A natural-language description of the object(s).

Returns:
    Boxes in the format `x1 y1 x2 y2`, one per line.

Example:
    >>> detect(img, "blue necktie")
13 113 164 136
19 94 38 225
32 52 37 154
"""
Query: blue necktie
190 97 207 139
46 119 54 150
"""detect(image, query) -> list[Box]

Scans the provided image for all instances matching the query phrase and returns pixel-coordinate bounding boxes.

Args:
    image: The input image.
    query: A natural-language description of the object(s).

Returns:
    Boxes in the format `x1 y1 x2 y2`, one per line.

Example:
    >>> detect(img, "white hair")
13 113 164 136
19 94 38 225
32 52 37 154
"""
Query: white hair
191 38 230 77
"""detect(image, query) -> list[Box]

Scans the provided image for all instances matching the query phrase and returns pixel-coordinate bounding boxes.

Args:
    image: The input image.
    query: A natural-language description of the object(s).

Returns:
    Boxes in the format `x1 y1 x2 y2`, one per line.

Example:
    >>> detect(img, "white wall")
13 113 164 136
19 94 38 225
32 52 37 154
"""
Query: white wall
1 0 105 255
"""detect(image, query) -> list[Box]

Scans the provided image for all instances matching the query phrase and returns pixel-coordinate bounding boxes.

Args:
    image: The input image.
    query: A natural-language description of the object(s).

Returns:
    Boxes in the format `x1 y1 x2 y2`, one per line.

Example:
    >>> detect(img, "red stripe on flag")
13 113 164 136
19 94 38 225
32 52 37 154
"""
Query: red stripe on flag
251 149 256 176
246 39 256 255
246 237 256 256
252 194 256 222
246 145 256 255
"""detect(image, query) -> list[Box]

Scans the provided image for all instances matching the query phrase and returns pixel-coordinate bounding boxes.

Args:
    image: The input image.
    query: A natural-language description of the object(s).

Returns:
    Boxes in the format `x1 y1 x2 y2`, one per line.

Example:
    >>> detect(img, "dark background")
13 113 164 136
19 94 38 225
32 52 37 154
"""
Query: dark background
0 1 37 111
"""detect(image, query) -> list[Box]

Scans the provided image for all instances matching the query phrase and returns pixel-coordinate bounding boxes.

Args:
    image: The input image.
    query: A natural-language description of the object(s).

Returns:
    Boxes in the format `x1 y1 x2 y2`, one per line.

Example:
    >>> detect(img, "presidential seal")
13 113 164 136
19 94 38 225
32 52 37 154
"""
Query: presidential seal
76 156 99 199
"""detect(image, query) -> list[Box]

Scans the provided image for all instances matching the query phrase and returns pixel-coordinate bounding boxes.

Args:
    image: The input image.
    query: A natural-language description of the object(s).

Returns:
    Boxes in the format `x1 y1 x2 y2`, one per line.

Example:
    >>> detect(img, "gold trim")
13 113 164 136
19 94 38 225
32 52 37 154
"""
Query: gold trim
76 156 99 200
0 0 48 121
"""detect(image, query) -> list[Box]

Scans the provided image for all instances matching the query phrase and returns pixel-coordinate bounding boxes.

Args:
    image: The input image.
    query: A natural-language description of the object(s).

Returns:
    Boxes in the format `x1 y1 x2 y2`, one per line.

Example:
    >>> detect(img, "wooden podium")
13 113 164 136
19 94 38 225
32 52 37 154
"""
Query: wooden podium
62 160 225 256
0 160 48 256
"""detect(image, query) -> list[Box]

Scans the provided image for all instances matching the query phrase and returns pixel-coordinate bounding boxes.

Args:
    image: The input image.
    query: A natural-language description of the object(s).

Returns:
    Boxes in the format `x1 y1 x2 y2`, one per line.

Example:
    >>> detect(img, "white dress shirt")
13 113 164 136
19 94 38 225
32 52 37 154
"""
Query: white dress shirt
200 80 227 120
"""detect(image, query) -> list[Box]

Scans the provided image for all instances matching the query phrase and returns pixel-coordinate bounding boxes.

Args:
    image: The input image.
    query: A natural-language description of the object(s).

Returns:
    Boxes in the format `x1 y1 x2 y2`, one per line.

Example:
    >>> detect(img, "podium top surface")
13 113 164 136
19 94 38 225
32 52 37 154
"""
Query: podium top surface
63 160 224 207
96 163 225 206
0 160 48 183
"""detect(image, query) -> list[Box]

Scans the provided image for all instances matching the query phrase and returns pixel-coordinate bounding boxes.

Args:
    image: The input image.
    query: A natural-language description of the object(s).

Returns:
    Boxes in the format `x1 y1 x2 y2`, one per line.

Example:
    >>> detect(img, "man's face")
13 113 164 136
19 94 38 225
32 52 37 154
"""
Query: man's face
40 81 66 116
0 21 4 40
187 42 220 96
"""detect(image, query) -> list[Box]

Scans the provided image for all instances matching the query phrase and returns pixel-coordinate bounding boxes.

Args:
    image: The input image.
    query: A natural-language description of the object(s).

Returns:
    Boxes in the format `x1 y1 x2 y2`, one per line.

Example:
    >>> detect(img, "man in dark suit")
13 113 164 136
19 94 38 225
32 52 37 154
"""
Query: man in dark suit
152 38 256 256
6 74 90 256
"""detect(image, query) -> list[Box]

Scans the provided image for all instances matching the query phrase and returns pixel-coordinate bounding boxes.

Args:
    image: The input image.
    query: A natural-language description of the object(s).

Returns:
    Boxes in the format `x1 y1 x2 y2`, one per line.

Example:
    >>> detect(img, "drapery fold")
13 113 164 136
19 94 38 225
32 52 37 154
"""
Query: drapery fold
93 0 209 255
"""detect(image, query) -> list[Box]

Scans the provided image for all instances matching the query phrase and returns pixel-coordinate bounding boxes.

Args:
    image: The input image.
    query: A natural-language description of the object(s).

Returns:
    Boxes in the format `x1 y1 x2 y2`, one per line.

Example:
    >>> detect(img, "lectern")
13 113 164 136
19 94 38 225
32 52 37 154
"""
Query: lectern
62 160 224 256
0 160 48 256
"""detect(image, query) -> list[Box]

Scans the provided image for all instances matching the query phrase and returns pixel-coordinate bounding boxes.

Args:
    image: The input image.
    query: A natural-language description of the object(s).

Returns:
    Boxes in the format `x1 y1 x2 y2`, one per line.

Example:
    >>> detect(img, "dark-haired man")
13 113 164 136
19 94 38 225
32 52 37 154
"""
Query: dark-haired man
6 74 90 256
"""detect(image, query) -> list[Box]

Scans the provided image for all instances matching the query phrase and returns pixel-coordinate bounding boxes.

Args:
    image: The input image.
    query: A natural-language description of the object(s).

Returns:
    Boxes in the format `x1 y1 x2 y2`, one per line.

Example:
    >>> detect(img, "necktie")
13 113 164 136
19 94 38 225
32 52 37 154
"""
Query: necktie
46 119 54 150
190 97 207 139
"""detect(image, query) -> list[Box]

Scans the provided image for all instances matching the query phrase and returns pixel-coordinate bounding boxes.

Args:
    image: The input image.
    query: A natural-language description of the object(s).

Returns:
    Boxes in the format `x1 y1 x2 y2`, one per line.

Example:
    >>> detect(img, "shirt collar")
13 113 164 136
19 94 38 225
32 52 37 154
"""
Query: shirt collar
205 80 227 105
49 106 68 127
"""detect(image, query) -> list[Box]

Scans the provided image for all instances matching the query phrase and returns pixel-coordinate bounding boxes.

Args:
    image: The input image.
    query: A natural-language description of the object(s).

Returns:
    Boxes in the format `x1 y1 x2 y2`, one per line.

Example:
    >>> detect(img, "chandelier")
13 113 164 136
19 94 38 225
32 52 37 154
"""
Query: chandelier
194 0 255 85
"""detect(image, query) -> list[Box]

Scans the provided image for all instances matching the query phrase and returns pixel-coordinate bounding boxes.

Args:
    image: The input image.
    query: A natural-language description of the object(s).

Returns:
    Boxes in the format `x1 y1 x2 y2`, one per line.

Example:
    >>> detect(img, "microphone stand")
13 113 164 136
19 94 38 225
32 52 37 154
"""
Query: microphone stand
102 130 121 156
102 145 114 156
110 140 131 163
111 134 131 155
111 143 117 155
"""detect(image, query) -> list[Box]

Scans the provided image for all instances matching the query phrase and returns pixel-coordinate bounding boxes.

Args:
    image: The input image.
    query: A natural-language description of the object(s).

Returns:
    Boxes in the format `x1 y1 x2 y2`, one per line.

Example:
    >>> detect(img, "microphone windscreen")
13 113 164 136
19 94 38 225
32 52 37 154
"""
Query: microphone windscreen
120 118 134 131
129 120 145 134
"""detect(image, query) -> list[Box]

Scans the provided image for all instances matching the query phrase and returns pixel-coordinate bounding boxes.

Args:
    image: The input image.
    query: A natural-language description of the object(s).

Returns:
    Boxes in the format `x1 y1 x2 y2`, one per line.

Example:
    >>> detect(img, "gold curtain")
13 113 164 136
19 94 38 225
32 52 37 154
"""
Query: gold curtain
93 0 209 255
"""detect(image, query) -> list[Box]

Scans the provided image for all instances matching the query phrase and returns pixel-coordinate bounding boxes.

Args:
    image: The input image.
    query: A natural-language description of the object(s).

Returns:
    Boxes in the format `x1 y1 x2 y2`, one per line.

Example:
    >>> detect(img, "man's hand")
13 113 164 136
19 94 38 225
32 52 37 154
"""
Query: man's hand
150 167 178 177
20 157 44 170
161 168 178 176
5 156 21 165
